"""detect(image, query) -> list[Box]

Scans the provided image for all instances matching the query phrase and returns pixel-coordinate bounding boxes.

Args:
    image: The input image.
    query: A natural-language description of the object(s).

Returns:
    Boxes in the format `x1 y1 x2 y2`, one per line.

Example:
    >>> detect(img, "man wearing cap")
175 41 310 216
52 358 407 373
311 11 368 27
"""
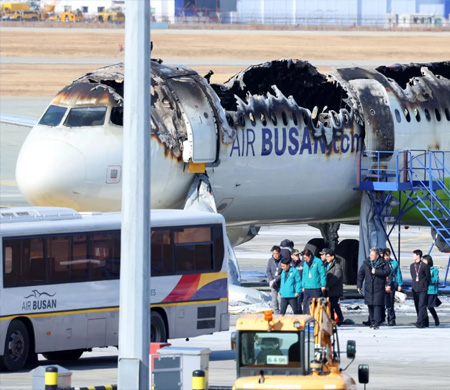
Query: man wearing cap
324 248 344 325
291 249 304 314
301 249 327 314
320 249 328 266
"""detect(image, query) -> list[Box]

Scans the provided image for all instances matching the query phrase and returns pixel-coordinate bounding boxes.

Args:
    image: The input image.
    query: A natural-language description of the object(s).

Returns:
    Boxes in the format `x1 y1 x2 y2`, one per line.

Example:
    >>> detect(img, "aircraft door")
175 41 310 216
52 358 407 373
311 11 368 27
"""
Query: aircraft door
349 79 395 156
166 77 217 164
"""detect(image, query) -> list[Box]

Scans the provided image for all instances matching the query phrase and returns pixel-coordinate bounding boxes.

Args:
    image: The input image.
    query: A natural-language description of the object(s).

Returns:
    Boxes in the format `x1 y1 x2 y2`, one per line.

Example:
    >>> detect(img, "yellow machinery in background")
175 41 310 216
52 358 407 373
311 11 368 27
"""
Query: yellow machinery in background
232 298 369 390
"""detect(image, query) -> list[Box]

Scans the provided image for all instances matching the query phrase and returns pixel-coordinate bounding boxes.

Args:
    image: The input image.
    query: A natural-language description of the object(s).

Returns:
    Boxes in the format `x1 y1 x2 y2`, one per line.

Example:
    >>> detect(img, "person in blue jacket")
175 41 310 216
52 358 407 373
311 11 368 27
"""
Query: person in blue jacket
383 248 403 326
279 258 302 315
423 255 440 326
301 249 326 314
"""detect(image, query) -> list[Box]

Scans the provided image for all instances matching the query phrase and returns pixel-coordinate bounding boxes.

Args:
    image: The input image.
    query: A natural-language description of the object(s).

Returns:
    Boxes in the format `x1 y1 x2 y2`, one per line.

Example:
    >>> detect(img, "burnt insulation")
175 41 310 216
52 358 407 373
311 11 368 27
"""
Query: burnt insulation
376 61 450 89
211 59 348 114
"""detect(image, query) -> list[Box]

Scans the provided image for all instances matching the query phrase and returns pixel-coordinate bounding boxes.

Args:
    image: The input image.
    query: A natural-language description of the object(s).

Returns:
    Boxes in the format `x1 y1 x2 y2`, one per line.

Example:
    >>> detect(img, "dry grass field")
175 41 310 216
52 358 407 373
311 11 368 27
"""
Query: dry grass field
1 28 450 96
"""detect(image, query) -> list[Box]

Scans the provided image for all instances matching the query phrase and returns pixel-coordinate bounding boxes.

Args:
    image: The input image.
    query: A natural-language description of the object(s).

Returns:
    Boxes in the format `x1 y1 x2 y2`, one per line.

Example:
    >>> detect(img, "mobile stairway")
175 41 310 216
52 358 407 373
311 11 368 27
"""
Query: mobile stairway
355 149 450 287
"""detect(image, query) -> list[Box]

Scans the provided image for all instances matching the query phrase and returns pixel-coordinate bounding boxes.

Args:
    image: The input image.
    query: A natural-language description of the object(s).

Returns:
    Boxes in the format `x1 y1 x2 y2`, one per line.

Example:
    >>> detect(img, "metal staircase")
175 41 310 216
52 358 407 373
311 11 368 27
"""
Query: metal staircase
355 150 450 287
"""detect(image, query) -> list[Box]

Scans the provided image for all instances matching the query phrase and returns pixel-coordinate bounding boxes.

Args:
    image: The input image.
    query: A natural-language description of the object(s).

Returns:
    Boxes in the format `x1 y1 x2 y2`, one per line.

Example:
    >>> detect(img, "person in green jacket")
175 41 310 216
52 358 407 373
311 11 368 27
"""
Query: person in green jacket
301 249 326 314
423 255 440 326
383 248 403 326
279 258 302 315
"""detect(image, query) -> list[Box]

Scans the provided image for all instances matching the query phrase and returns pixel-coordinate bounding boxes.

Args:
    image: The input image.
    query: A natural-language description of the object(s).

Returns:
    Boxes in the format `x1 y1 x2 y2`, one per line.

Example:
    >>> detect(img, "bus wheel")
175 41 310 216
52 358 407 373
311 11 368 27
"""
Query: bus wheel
151 312 167 343
42 349 83 361
1 320 30 372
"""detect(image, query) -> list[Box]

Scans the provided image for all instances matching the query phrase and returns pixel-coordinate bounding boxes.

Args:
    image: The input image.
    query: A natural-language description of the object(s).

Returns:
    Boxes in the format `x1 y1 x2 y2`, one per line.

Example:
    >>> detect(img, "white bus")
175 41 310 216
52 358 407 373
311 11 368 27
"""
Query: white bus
0 207 229 371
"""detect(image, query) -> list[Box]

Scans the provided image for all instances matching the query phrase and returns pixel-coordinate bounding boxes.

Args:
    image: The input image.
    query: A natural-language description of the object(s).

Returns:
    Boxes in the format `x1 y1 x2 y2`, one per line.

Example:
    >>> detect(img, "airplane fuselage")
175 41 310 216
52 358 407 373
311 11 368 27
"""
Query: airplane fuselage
15 60 450 226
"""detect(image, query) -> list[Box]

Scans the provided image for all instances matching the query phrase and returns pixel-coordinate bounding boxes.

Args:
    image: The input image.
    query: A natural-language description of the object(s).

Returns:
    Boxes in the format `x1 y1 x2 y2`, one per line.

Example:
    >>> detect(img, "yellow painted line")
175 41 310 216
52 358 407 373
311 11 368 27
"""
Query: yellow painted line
0 298 227 321
0 180 17 186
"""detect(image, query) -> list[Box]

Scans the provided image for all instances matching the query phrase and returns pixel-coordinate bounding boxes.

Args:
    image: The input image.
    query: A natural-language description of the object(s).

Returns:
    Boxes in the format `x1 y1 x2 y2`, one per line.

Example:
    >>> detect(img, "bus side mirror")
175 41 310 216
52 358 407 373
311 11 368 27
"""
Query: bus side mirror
346 340 356 359
358 364 369 384
231 331 236 350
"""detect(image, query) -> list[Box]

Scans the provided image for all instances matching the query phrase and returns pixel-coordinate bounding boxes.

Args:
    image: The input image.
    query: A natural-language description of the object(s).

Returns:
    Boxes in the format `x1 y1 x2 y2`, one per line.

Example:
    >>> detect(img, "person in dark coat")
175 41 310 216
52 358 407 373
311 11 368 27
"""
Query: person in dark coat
266 245 283 314
357 247 391 329
410 249 431 328
280 239 294 261
324 248 344 325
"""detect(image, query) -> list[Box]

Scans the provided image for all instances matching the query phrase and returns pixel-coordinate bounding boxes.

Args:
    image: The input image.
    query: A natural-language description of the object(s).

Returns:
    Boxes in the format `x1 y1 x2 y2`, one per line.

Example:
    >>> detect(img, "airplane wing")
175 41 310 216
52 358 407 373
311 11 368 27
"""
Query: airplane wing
0 114 38 128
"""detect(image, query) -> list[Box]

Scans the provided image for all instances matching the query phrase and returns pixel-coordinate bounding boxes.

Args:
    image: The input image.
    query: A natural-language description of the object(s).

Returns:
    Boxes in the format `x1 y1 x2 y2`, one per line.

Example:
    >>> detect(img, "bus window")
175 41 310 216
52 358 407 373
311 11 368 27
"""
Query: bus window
48 236 70 283
212 224 225 272
151 229 173 275
89 231 120 280
174 227 213 273
174 226 211 243
29 238 45 284
71 234 89 281
4 247 13 274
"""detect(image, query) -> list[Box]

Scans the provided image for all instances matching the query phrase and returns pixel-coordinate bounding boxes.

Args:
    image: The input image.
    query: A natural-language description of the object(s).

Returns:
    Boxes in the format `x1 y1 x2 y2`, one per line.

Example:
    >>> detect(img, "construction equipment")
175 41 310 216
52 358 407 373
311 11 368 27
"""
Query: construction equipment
3 9 40 21
232 298 369 390
47 9 83 22
0 2 29 16
39 2 56 20
96 7 125 23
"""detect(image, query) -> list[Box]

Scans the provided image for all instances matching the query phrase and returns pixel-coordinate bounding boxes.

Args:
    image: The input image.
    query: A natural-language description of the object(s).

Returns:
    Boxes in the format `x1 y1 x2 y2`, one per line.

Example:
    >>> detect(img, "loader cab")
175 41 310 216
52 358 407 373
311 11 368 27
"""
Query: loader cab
235 320 315 378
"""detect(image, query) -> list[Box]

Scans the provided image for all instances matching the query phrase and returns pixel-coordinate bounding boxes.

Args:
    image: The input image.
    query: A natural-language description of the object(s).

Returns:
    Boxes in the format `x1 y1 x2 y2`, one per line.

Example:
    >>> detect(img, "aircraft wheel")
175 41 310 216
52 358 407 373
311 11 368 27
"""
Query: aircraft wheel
335 239 359 285
151 311 167 343
303 238 325 258
0 320 30 372
42 349 84 361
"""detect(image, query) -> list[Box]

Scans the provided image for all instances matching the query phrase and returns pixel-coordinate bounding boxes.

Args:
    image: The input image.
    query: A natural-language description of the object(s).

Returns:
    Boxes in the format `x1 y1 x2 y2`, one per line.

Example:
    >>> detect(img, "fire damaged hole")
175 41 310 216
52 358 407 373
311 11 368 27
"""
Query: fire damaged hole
238 113 246 127
269 111 277 125
211 60 348 116
435 109 441 122
226 113 234 127
376 61 450 89
404 108 411 122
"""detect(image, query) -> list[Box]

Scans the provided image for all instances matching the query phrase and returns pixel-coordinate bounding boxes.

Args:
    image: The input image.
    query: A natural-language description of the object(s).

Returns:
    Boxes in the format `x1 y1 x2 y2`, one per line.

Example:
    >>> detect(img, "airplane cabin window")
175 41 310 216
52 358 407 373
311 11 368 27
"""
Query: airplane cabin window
111 107 123 126
39 105 67 126
64 106 107 127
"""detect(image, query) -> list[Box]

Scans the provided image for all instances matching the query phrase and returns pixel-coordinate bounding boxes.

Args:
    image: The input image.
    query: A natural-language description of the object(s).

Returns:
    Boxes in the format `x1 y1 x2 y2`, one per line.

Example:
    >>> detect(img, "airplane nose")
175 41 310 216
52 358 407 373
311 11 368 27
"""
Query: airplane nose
16 139 86 208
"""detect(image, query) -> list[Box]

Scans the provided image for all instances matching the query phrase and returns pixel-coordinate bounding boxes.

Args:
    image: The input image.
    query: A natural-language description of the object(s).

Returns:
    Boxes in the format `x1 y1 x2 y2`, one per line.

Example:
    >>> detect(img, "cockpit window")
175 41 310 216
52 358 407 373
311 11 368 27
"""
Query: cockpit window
64 106 107 127
110 107 123 126
39 105 67 126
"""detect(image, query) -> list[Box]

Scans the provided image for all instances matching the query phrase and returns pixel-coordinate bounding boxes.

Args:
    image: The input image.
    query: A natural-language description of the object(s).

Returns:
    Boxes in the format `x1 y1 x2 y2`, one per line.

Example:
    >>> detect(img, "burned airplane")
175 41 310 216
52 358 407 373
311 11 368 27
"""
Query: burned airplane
9 58 450 280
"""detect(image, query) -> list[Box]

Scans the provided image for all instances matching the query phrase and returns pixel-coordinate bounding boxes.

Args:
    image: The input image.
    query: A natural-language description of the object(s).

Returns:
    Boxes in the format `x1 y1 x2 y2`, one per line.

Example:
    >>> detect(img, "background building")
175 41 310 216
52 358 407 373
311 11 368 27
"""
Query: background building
1 0 449 25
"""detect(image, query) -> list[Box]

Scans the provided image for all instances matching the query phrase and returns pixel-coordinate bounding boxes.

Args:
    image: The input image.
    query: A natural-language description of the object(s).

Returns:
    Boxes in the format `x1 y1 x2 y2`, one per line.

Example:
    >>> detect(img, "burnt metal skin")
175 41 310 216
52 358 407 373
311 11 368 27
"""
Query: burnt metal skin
16 59 450 226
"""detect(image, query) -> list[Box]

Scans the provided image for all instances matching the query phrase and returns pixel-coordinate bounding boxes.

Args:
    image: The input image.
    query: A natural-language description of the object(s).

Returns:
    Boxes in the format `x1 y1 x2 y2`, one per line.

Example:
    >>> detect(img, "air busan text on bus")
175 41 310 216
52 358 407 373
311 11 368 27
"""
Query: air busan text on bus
0 207 229 372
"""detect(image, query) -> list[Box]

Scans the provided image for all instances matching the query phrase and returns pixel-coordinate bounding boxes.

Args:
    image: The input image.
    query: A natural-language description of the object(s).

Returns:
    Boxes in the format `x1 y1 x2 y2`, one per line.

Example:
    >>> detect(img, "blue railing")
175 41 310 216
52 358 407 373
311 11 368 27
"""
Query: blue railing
356 150 450 287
